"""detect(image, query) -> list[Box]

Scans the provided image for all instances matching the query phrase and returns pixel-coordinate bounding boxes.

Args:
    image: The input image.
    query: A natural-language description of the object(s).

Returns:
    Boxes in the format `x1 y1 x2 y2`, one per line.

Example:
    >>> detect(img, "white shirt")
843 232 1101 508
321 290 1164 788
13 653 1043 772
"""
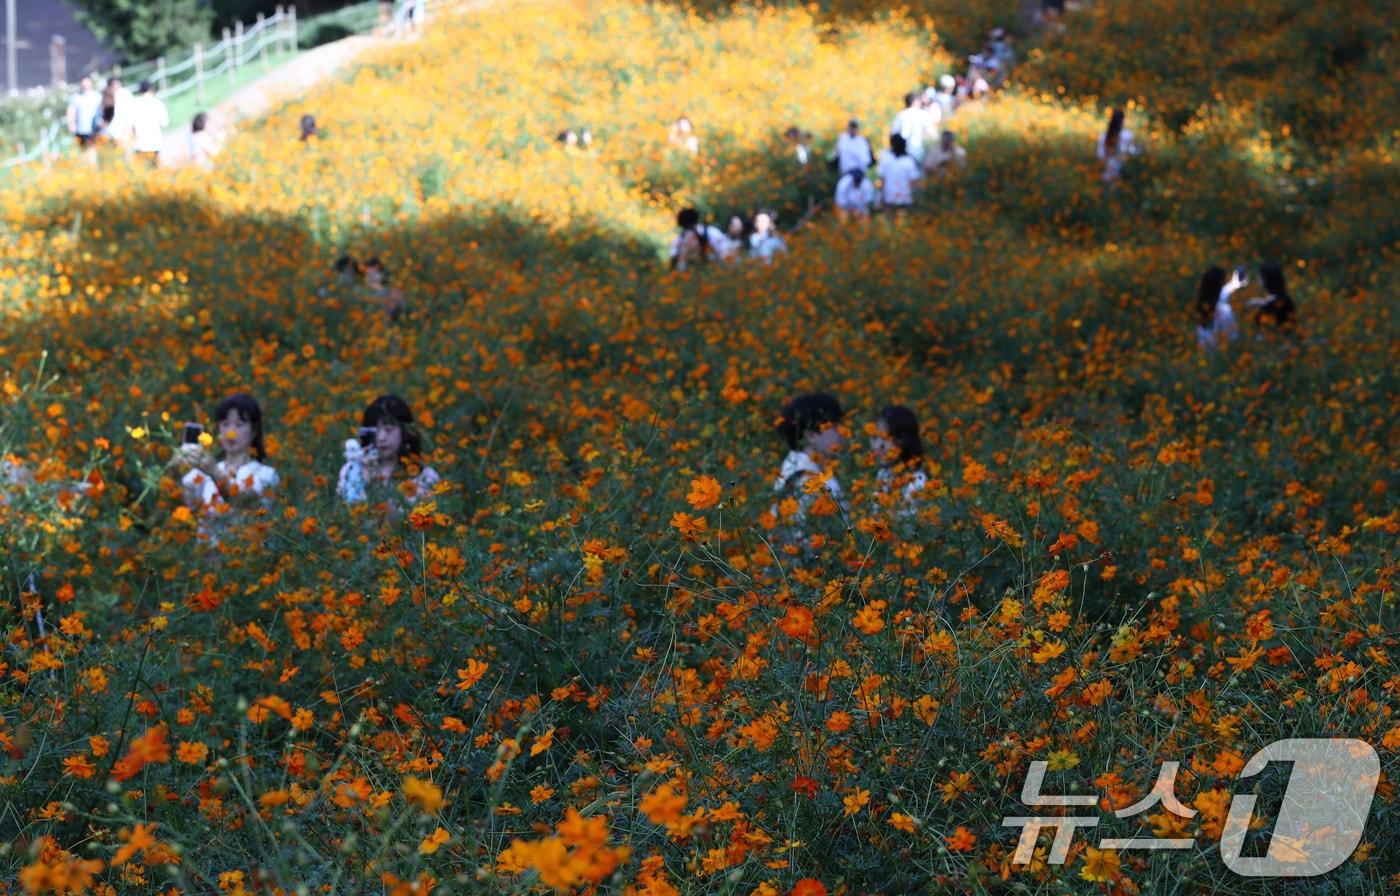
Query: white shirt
878 151 921 205
835 173 875 212
889 107 927 158
1197 280 1241 350
835 132 873 174
128 93 169 153
1096 129 1137 180
338 456 441 506
189 131 216 169
771 450 844 524
67 88 104 135
106 86 135 139
182 459 279 510
919 102 942 136
876 466 929 519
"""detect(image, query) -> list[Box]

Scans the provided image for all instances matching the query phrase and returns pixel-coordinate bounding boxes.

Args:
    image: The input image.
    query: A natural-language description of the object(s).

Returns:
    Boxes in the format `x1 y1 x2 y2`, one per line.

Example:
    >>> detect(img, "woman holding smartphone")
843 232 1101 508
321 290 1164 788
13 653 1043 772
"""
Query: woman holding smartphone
337 394 441 508
179 394 280 540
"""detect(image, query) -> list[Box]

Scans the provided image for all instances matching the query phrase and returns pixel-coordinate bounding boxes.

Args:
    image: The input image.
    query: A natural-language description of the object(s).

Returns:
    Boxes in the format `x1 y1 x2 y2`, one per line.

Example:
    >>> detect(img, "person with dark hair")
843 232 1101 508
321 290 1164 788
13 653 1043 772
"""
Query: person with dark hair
189 111 216 169
771 392 847 525
362 257 407 321
923 129 967 180
722 213 749 261
300 114 319 142
877 133 922 213
66 76 104 166
179 394 280 536
835 167 876 222
337 394 441 507
557 129 583 156
1196 265 1244 351
668 207 729 271
1096 108 1137 183
100 76 130 141
1247 261 1297 330
834 118 873 176
889 93 929 167
869 405 929 517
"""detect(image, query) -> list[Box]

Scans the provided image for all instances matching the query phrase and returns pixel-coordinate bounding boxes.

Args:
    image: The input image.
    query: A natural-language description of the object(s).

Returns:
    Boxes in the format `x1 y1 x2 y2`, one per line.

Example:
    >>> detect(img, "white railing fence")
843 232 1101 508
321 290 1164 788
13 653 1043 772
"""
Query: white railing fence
1 0 440 170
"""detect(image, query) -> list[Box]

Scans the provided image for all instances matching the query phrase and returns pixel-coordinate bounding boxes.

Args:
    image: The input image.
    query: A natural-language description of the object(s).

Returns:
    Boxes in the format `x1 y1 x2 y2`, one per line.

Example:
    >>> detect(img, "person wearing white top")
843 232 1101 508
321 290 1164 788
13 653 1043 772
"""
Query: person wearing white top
877 134 922 209
126 81 170 166
771 392 847 528
868 405 930 520
1195 266 1245 352
835 169 876 221
66 77 104 166
338 394 442 511
179 394 280 543
748 210 788 263
888 93 928 166
934 75 959 119
189 112 216 169
918 88 943 140
834 119 874 175
668 208 729 270
1096 108 1138 183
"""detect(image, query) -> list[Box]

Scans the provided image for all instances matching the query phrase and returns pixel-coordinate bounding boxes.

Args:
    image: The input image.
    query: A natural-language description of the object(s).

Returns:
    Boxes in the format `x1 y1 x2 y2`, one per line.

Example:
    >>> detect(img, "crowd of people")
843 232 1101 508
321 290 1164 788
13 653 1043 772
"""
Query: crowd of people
659 27 1006 262
652 18 1299 348
64 75 196 169
668 207 788 270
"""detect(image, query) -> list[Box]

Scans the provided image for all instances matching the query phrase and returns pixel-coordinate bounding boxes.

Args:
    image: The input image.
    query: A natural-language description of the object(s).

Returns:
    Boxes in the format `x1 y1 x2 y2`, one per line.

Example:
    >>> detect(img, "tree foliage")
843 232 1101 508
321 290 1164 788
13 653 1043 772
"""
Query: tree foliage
71 0 214 63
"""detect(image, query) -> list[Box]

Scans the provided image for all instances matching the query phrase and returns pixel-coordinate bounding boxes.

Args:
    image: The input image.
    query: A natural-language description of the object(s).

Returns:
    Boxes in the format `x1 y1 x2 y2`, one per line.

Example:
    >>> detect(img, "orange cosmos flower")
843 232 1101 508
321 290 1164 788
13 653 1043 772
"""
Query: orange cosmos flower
686 475 721 509
639 783 687 825
778 605 814 639
944 826 976 851
110 724 171 782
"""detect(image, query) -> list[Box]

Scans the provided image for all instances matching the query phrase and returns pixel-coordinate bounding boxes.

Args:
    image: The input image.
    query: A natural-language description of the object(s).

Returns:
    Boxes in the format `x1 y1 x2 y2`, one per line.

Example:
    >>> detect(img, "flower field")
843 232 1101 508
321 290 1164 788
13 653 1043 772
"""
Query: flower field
1 0 1397 893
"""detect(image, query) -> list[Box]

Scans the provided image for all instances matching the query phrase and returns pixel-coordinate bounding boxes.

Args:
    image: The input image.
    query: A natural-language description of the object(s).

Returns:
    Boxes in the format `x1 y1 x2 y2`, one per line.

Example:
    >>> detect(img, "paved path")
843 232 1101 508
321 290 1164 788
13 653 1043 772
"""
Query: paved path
160 32 396 167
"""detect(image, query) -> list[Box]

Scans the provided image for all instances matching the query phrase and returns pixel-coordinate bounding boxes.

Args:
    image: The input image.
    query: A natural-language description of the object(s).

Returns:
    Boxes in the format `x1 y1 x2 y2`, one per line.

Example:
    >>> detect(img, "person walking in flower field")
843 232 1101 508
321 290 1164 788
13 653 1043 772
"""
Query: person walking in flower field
1097 108 1138 184
126 81 170 168
66 77 104 167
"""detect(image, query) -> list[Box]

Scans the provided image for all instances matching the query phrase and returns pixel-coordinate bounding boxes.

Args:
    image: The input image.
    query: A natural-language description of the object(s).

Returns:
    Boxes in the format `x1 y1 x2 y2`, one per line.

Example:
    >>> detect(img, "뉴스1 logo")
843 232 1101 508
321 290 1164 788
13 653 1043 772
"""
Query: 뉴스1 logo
1003 738 1380 877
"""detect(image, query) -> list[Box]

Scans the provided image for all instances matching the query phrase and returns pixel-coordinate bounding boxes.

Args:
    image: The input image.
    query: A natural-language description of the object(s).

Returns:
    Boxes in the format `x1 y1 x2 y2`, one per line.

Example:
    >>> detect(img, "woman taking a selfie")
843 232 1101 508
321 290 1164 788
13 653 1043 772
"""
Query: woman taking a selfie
179 393 280 541
337 394 441 508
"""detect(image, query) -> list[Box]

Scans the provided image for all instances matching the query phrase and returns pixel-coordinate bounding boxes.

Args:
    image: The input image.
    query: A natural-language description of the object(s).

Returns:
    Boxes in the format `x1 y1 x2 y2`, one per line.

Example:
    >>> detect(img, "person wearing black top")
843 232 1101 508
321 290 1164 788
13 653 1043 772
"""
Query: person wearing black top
1248 261 1296 329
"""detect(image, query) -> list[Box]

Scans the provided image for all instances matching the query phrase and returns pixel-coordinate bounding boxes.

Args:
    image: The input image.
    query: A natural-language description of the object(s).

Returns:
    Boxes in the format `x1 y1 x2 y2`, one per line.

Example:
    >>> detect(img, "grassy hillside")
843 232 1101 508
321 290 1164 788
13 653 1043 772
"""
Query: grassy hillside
1 0 1397 892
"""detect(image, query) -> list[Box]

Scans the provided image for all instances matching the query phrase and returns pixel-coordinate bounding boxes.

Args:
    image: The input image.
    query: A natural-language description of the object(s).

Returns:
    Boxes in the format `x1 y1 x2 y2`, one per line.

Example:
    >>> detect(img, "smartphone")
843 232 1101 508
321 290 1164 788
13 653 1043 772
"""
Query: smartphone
358 426 377 448
182 423 204 445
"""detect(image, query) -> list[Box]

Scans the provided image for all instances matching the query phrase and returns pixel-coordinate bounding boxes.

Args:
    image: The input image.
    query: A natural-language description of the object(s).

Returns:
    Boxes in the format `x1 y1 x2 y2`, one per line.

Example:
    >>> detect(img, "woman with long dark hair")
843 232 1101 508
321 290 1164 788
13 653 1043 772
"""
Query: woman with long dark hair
337 394 441 507
1247 261 1297 330
179 393 280 543
1096 108 1137 183
869 405 929 517
1195 265 1244 351
771 392 847 526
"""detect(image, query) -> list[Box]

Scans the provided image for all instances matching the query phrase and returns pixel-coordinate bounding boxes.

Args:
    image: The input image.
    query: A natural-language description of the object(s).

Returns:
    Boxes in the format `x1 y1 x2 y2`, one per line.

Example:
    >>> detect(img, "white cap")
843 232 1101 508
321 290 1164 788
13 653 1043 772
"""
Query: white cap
940 74 956 90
